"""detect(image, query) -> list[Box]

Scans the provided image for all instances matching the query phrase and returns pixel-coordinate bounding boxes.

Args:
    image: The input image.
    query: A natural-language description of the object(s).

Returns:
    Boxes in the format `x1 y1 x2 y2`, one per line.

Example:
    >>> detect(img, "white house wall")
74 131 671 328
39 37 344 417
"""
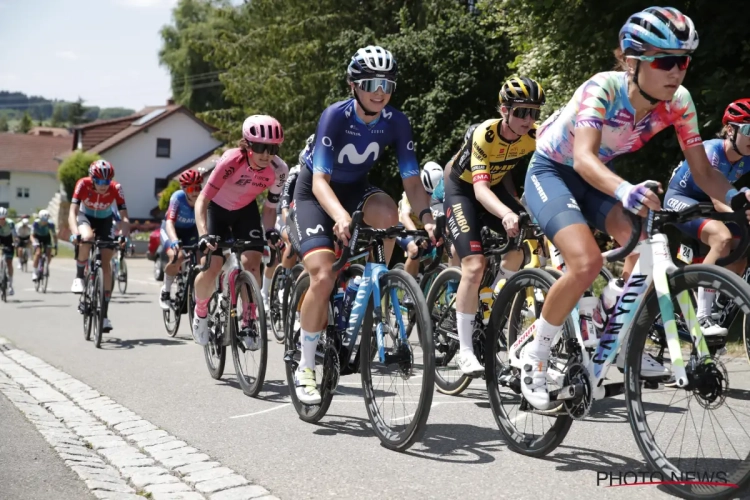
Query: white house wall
101 112 221 220
8 171 59 215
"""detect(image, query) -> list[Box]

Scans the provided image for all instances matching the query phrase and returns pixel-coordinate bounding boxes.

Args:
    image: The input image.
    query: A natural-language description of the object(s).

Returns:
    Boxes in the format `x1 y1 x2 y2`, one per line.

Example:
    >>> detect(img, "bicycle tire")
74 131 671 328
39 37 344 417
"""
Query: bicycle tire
34 265 41 292
625 264 750 500
284 273 335 423
231 271 268 397
118 258 128 294
393 262 405 271
485 268 575 457
0 261 7 303
82 272 93 341
283 264 305 337
42 257 49 293
360 268 435 450
203 291 226 380
269 265 287 343
93 267 105 349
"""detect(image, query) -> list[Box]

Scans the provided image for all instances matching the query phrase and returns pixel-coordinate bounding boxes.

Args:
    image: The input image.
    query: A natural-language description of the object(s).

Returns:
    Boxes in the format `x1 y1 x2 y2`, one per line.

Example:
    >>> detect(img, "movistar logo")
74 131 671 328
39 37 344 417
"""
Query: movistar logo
338 142 380 165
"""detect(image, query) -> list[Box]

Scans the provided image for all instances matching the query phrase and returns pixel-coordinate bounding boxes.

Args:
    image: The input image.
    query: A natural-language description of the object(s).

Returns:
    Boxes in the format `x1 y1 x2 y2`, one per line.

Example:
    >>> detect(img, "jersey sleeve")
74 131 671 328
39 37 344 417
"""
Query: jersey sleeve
392 111 419 179
469 122 492 184
32 221 40 234
203 149 241 201
280 172 298 210
112 182 127 210
166 191 181 222
574 74 615 130
71 178 87 205
671 87 703 150
265 158 289 207
431 178 445 204
312 106 341 176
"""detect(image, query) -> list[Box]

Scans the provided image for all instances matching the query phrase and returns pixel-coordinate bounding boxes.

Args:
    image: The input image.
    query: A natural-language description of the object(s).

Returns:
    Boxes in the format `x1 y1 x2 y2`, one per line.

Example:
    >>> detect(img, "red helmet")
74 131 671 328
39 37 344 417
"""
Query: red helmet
89 159 114 180
178 169 203 187
723 99 750 126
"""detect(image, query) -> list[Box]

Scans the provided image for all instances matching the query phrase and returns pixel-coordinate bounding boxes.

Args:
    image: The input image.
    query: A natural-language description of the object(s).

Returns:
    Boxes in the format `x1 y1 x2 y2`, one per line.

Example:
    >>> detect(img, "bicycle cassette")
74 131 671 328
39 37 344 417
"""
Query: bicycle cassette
562 362 592 420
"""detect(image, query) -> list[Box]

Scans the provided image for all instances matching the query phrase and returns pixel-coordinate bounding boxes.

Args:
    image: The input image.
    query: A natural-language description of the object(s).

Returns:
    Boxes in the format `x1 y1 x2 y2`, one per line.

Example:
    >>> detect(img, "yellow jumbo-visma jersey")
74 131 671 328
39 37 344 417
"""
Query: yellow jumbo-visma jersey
451 118 537 187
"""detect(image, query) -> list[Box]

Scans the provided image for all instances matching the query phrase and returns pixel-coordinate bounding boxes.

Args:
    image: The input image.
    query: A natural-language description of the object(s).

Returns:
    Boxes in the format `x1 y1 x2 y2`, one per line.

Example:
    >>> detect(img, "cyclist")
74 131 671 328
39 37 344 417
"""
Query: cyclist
444 77 544 375
519 7 750 410
664 98 750 336
15 217 32 269
0 208 16 295
289 45 436 404
69 160 130 332
158 169 202 310
31 210 57 281
192 115 288 346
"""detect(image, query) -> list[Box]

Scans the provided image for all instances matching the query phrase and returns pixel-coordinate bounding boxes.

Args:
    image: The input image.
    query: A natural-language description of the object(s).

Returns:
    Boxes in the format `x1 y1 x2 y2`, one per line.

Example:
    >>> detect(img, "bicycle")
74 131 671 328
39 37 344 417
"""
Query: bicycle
195 239 268 398
284 211 441 451
110 237 131 294
18 243 30 272
78 239 120 349
268 242 305 343
162 244 199 337
0 244 10 302
486 194 750 500
33 243 52 293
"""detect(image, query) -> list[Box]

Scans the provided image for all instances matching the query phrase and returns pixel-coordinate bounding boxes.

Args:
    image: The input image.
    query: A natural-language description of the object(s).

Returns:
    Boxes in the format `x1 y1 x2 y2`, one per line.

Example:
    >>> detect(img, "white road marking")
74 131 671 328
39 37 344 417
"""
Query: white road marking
229 403 291 419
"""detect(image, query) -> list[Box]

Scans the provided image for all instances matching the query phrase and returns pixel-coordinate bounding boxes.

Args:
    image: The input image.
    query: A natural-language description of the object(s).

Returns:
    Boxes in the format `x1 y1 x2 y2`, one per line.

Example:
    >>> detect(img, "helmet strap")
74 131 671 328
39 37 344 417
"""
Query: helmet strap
353 87 380 117
500 108 522 140
633 62 662 106
730 127 743 157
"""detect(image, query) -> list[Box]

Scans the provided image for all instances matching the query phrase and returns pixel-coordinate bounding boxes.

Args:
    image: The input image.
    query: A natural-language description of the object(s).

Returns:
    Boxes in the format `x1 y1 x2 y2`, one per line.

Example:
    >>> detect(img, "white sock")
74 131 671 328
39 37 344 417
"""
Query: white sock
164 274 175 290
298 329 321 371
456 311 474 354
262 274 272 298
491 266 516 290
527 314 561 357
697 287 716 318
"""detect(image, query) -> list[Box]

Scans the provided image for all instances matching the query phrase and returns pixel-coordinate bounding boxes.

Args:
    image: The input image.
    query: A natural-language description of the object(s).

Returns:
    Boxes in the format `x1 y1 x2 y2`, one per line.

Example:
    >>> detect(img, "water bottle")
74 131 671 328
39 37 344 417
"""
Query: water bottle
479 286 494 325
593 278 625 331
341 276 362 325
333 284 345 331
578 293 599 348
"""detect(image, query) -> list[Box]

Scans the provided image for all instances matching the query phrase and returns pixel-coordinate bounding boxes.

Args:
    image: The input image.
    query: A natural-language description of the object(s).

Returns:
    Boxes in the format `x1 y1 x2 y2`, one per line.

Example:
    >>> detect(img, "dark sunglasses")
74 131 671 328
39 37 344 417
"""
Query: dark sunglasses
511 107 541 120
629 54 691 72
731 123 750 137
354 78 397 94
92 178 111 186
183 184 201 194
249 142 280 156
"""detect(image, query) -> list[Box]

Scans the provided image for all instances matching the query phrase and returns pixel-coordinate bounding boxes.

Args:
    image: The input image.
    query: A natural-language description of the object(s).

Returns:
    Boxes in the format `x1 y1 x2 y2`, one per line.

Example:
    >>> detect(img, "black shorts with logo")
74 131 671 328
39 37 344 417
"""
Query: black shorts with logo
206 200 264 255
77 213 115 242
289 166 384 257
0 235 13 259
443 176 523 259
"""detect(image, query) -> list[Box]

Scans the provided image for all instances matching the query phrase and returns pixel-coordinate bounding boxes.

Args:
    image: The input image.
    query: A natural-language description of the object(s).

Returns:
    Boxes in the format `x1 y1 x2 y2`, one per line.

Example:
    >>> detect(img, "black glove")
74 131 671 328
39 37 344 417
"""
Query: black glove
198 234 216 252
265 229 281 247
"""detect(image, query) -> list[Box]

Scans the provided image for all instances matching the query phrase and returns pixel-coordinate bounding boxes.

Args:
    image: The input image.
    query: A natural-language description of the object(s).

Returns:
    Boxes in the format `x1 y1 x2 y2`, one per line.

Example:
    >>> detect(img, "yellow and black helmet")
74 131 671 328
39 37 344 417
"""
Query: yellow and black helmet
499 77 545 106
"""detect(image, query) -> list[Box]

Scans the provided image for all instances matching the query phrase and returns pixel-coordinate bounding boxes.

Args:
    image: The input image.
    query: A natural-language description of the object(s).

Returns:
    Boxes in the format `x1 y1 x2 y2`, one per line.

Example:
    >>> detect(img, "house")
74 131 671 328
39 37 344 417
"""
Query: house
0 133 70 214
28 127 71 137
66 100 223 220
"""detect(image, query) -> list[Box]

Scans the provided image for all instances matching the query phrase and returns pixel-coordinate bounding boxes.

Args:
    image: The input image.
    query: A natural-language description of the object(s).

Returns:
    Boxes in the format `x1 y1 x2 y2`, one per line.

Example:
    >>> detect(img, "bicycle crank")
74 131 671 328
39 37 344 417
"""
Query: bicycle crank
560 362 592 420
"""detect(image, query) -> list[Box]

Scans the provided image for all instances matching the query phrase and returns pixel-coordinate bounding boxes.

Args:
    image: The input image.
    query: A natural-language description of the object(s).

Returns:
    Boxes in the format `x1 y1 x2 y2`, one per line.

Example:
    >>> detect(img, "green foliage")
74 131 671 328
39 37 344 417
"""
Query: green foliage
67 98 88 126
7 208 17 219
158 181 181 211
50 105 65 127
0 115 8 132
58 150 101 201
99 107 136 120
15 112 33 133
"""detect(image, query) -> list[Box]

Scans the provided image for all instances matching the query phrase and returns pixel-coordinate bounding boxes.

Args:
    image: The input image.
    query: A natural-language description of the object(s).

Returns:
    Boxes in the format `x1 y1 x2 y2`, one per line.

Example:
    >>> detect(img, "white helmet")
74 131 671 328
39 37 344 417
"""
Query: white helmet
39 210 50 221
21 218 29 225
0 207 7 218
420 161 443 194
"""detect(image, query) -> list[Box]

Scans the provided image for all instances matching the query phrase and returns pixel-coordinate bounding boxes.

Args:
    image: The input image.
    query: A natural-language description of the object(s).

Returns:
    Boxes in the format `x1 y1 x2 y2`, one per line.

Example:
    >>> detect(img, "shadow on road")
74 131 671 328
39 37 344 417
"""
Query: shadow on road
17 304 70 309
100 337 188 349
312 414 375 440
542 444 645 474
8 299 43 304
217 377 291 403
405 423 505 464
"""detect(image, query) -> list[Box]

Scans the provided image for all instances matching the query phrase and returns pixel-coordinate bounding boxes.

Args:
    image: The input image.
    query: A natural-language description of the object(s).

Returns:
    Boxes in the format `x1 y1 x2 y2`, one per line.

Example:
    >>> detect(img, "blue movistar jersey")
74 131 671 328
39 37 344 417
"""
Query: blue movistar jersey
431 177 445 204
32 220 55 237
304 99 419 184
669 139 750 200
163 190 196 230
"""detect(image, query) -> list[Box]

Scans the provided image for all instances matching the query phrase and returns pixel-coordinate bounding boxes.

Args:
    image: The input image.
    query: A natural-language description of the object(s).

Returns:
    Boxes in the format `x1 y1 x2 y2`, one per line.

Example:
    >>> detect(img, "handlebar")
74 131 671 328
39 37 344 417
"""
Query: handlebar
168 243 200 265
195 238 259 273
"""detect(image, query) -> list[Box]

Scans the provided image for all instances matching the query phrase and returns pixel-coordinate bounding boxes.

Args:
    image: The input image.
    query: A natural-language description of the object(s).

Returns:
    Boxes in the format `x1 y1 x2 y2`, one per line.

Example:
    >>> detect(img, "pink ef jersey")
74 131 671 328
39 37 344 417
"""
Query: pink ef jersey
202 148 289 210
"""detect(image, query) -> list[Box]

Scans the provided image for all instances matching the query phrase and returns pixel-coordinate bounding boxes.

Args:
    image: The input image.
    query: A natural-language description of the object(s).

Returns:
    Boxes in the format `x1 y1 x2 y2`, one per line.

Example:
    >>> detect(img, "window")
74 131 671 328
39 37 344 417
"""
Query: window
16 187 29 199
154 178 169 197
156 138 171 158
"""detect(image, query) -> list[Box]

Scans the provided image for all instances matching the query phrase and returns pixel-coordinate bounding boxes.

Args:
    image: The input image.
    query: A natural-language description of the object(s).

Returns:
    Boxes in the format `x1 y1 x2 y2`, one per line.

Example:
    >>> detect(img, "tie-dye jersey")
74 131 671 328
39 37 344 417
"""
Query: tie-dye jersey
536 71 702 167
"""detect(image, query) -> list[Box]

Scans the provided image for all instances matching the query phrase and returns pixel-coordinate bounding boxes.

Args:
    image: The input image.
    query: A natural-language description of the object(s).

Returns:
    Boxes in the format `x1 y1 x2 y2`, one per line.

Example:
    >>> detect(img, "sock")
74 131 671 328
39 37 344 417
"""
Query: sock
456 311 475 353
262 274 271 298
103 291 111 317
76 261 85 279
8 274 12 286
298 329 321 371
697 287 716 319
527 314 562 357
164 274 175 291
195 297 210 318
491 266 517 290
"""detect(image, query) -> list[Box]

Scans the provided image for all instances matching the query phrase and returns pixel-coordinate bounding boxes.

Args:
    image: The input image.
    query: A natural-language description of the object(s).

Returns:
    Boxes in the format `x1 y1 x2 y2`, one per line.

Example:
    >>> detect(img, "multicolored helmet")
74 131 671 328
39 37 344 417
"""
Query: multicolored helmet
242 115 284 144
178 169 203 187
723 99 750 125
89 159 114 180
619 7 698 54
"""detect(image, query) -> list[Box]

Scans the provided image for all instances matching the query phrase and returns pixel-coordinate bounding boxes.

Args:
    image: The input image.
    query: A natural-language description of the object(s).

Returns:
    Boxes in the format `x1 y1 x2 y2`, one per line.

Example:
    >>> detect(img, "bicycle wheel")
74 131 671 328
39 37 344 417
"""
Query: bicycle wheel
485 268 575 457
0 261 7 303
360 268 435 451
93 268 106 349
284 273 335 423
231 271 268 397
34 262 41 292
203 291 226 380
625 264 750 499
41 257 48 293
283 264 305 335
82 272 93 341
163 303 181 337
269 265 287 343
118 258 128 294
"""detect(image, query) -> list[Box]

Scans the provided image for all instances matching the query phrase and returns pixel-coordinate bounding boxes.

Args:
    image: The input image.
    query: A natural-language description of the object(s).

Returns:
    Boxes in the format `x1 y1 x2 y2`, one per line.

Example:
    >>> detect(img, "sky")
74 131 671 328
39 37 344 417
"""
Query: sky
0 0 183 112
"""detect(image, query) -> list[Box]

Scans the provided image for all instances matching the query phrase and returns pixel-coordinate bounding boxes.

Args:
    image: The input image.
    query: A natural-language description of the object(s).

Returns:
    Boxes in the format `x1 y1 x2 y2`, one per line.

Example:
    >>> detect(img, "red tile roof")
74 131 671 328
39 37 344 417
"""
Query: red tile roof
0 133 71 174
28 127 71 137
74 113 147 151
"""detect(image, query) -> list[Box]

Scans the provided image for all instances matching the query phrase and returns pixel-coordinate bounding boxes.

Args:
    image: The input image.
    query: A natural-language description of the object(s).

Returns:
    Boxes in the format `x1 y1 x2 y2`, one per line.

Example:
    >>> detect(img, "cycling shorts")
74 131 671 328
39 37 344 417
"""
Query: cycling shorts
523 152 617 240
18 236 30 246
0 235 13 259
663 189 741 241
290 166 384 257
160 226 199 249
77 213 115 242
34 235 52 248
443 175 523 259
206 200 264 255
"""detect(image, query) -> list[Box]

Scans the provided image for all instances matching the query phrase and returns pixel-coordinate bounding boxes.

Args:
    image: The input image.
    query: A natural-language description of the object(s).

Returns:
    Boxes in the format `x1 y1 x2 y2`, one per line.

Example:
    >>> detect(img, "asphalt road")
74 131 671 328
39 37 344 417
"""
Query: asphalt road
1 257 749 500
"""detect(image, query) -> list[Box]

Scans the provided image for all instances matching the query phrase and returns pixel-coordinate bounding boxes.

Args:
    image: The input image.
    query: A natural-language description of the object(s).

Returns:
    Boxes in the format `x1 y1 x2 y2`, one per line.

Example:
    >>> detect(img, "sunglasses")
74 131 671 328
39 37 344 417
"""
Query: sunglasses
354 78 397 94
628 54 691 71
511 107 541 120
183 184 201 194
249 142 280 156
92 178 111 186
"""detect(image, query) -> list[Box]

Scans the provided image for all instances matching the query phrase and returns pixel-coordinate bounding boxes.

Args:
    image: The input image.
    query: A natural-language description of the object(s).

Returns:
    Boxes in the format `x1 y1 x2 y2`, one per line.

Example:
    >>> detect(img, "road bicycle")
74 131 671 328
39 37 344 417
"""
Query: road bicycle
110 237 132 294
78 240 120 349
162 244 199 337
0 244 10 302
33 242 52 293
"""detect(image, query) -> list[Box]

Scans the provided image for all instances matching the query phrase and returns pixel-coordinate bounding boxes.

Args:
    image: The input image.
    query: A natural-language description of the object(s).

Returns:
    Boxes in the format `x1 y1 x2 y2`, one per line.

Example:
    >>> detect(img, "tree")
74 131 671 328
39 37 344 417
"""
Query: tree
58 150 101 201
67 98 88 125
158 181 181 211
99 108 136 120
0 116 8 132
15 112 33 133
50 104 65 127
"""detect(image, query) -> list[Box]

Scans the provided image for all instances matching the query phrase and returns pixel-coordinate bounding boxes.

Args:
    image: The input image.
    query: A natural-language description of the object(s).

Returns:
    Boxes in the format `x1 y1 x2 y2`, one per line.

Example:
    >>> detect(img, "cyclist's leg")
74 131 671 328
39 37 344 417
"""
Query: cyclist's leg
231 200 265 287
361 191 399 264
74 214 95 292
280 227 296 270
484 184 525 284
2 240 13 292
192 202 227 343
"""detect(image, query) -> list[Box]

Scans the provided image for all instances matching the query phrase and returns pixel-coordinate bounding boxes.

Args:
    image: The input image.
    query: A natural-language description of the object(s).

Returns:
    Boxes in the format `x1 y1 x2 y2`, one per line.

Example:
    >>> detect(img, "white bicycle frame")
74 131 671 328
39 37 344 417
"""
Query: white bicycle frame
508 232 712 401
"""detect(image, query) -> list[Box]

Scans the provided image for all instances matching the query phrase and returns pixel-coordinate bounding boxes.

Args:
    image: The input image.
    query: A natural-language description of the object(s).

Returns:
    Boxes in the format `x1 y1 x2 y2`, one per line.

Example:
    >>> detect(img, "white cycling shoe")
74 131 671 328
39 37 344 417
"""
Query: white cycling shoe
616 352 670 378
699 316 728 336
102 318 113 332
71 278 84 294
159 288 171 310
519 341 554 410
456 350 484 376
295 368 321 405
192 315 209 346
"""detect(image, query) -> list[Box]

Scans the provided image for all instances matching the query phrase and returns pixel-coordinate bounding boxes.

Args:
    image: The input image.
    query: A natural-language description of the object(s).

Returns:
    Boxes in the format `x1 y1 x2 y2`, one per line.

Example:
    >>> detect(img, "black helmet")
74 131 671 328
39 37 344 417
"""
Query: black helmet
499 77 546 106
346 45 397 82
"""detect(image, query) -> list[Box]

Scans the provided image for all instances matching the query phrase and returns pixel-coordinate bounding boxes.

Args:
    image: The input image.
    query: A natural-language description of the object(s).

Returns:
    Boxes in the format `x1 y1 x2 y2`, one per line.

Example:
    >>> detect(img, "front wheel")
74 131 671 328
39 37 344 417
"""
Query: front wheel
625 265 750 500
360 269 435 451
203 293 226 380
93 268 106 349
117 258 128 294
231 271 268 397
269 265 288 343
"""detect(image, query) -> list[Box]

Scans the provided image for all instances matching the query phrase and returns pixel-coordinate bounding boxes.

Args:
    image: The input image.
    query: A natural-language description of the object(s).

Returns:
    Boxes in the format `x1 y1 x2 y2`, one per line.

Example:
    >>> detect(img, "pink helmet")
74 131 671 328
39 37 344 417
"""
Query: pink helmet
242 115 284 144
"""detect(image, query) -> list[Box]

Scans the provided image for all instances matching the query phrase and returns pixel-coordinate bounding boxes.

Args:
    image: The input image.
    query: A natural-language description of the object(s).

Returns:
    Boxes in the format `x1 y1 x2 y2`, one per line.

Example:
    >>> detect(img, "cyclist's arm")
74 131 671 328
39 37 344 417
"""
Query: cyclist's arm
263 159 288 234
470 129 514 219
164 193 181 243
684 146 736 207
502 172 519 200
394 113 434 227
165 219 179 244
51 225 58 246
399 198 418 231
573 127 636 196
68 202 80 237
261 203 276 236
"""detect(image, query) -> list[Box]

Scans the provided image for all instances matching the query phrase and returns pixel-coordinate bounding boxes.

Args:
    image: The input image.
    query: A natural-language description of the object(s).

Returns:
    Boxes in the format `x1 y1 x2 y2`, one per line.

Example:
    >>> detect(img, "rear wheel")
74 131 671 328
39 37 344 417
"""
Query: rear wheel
231 271 268 397
203 293 226 379
41 256 49 293
269 265 287 343
93 268 106 349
